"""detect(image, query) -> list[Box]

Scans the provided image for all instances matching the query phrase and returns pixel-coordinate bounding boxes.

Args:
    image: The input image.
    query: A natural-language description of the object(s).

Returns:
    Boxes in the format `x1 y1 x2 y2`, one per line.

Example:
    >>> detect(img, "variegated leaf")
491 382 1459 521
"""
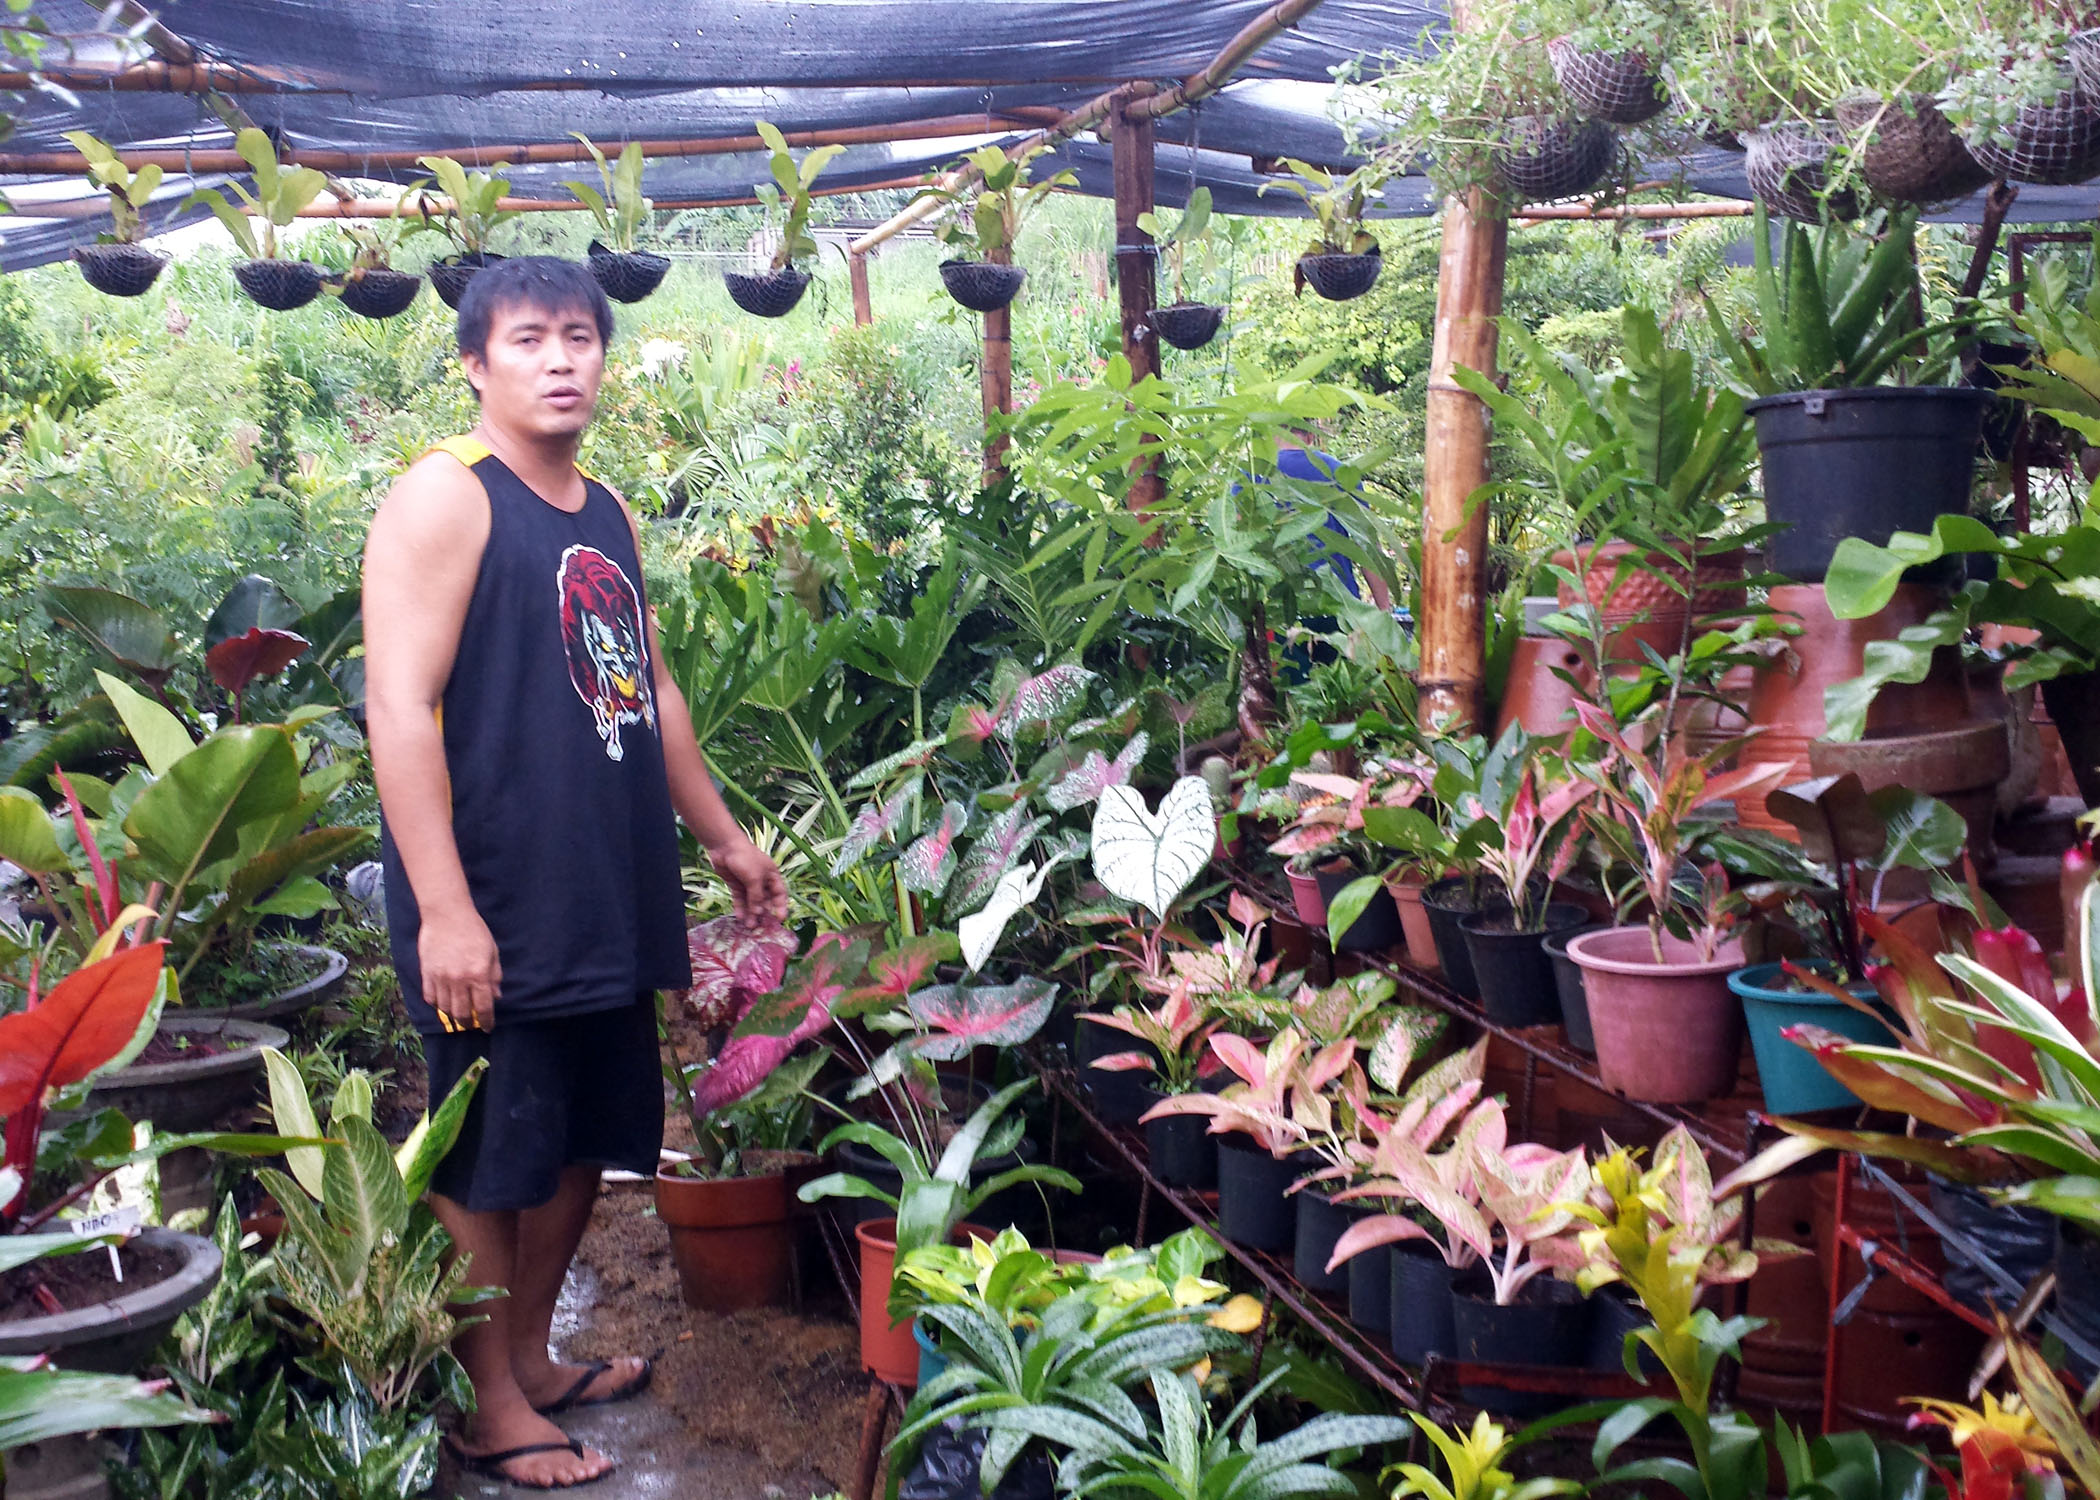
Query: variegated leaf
1368 1005 1449 1093
1045 732 1150 813
830 779 919 877
1090 775 1215 920
948 806 1048 915
958 858 1059 971
899 801 969 896
846 736 946 791
907 976 1058 1059
998 663 1094 738
683 916 798 1032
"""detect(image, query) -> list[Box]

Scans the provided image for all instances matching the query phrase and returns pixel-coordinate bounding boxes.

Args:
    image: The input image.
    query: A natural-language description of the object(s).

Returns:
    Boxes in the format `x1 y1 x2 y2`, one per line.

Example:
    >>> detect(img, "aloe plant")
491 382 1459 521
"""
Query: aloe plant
182 128 328 261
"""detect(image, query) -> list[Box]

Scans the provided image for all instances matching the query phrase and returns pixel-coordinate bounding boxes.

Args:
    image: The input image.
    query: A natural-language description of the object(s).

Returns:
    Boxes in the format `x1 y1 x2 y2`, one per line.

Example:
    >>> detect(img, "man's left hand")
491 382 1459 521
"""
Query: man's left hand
710 838 789 932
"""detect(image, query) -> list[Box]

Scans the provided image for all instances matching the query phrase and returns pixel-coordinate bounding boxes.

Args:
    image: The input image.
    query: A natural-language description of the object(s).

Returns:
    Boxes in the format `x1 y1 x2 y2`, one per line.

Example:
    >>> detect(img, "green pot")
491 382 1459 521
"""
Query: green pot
1730 961 1895 1115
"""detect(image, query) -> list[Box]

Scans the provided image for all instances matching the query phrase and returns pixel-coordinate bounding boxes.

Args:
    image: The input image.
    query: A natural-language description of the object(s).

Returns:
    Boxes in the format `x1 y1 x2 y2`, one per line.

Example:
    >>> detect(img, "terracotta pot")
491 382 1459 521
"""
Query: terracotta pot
1387 874 1441 974
1833 1306 1985 1426
655 1168 793 1314
1553 541 1747 662
1284 864 1328 927
854 1217 993 1385
1738 583 1967 837
1565 926 1746 1103
1809 719 2010 869
1495 635 1590 739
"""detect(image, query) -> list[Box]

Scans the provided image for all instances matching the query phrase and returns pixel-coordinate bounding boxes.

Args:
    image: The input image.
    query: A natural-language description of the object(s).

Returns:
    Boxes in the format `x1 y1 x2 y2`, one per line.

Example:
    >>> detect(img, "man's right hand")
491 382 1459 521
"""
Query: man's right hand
420 906 502 1033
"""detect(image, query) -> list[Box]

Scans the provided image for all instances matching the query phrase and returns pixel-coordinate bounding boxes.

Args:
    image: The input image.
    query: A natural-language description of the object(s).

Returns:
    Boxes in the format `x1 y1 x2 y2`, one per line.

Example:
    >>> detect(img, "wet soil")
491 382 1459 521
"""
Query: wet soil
133 1032 230 1066
0 1240 182 1320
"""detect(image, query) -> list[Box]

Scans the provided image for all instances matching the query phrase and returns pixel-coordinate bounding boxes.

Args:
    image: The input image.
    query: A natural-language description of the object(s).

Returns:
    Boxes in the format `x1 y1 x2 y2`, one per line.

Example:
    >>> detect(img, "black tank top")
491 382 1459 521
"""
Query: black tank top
380 436 692 1033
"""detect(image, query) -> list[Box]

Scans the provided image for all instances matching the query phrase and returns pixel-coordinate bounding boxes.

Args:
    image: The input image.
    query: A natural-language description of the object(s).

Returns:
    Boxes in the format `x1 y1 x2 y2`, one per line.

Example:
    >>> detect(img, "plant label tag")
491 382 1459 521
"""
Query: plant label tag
66 1207 142 1282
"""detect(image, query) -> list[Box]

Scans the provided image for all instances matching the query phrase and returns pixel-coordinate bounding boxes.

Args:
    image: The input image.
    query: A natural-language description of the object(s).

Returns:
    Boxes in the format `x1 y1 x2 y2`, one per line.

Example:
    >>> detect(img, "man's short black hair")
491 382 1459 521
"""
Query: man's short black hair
455 256 615 360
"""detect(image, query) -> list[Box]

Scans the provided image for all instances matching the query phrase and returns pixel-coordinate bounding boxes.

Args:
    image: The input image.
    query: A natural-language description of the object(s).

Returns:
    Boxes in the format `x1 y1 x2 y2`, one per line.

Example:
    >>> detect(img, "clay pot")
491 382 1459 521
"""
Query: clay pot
854 1217 992 1385
1565 927 1745 1103
1833 1306 1985 1427
1552 542 1746 663
655 1168 793 1313
1387 874 1441 974
1741 1173 1827 1377
1495 636 1590 739
1285 862 1328 927
1809 719 2011 870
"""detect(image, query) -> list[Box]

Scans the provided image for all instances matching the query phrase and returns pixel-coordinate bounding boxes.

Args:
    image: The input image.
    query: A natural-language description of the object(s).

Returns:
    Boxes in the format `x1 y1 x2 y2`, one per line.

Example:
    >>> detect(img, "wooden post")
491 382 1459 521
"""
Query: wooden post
1112 106 1165 511
1416 186 1509 733
982 243 1014 488
849 251 873 326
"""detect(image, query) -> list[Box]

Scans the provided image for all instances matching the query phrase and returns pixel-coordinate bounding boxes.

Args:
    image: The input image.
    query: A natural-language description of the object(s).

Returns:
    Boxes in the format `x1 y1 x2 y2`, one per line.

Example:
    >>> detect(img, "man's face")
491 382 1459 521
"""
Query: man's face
462 300 605 438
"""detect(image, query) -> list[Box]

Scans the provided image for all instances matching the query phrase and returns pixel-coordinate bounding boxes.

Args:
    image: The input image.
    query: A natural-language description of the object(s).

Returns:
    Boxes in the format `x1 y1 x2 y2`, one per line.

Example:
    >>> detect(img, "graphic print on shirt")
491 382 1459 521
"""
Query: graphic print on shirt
556 544 657 762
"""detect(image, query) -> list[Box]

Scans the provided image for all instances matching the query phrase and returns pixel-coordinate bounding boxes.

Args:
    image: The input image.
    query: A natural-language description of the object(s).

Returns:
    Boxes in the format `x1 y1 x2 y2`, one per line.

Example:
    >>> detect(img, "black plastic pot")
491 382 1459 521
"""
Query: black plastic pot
1074 1020 1158 1128
589 243 672 303
429 252 505 310
1460 903 1590 1028
1149 302 1225 350
2042 671 2100 810
1216 1139 1303 1252
940 260 1027 312
1421 877 1493 1001
1296 248 1380 302
1584 1285 1660 1375
74 243 168 297
233 259 325 311
1293 1187 1352 1293
1388 1242 1457 1367
723 265 812 318
1142 1093 1216 1190
1747 387 1992 583
1928 1176 2056 1313
2059 1220 2100 1379
1450 1271 1593 1415
1542 924 1600 1053
1347 1237 1392 1337
1313 862 1405 954
336 267 423 319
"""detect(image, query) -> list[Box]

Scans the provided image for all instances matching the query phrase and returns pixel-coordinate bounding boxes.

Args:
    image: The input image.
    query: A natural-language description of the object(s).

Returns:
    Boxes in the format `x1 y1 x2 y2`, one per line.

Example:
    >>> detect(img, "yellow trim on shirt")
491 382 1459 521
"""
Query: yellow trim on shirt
424 435 493 467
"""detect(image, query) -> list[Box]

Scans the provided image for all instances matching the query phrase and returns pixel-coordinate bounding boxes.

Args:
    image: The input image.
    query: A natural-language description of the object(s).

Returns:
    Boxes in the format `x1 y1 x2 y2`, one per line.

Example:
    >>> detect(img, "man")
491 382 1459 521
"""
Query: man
364 256 786 1490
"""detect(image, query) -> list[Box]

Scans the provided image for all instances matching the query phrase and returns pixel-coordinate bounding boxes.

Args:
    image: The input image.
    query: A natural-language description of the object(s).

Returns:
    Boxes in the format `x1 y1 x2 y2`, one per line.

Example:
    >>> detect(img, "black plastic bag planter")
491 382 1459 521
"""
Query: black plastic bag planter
1966 91 2100 186
1546 39 1668 126
1495 116 1617 205
1745 122 1859 222
1832 95 1992 205
939 259 1027 312
589 242 672 304
1148 301 1226 350
233 259 325 312
336 268 423 320
73 244 168 298
1295 247 1381 302
722 266 812 318
429 252 505 311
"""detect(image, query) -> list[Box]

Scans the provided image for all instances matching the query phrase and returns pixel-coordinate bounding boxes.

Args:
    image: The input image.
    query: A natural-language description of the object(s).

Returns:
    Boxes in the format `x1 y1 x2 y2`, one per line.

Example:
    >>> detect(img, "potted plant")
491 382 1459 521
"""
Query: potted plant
183 128 331 311
1259 159 1388 302
1703 203 1986 585
1364 733 1499 997
330 207 424 321
1564 699 1790 1103
723 122 842 317
1944 13 2100 185
63 131 169 296
1137 187 1226 351
918 143 1076 313
1269 760 1427 953
404 155 519 309
1079 948 1231 1189
1534 0 1687 125
563 134 670 304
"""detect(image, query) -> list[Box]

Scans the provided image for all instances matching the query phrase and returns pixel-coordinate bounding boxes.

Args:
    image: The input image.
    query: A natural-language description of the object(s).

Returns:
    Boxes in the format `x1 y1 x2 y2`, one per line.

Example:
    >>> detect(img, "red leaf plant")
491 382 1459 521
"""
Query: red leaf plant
682 915 798 1034
206 627 310 722
904 975 1057 1061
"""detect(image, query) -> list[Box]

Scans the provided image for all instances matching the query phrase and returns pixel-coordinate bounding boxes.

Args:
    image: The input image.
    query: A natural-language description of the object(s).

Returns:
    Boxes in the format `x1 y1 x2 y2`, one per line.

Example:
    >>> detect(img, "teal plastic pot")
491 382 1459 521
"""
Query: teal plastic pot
1729 962 1895 1115
915 1323 948 1389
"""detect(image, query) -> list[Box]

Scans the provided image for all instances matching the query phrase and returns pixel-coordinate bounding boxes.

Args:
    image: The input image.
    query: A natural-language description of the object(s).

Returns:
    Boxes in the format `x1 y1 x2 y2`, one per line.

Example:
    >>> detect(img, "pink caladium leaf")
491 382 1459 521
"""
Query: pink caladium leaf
905 975 1057 1060
691 1034 796 1116
732 937 872 1040
1044 732 1150 813
948 806 1049 915
899 801 969 896
844 932 960 1012
206 627 310 697
683 916 797 1033
846 736 947 792
831 779 919 877
997 664 1094 739
947 701 1001 757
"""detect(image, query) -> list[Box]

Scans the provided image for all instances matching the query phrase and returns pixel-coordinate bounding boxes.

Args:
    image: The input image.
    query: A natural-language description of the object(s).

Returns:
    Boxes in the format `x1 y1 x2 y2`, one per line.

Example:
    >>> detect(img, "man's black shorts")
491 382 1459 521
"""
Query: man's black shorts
422 994 664 1212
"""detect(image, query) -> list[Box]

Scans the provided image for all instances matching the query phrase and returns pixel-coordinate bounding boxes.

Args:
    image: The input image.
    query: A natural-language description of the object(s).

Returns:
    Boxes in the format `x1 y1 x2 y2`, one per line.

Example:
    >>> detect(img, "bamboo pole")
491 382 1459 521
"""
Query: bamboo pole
1112 105 1165 512
6 177 931 220
1125 0 1334 122
981 244 1015 489
1512 199 1753 222
849 251 874 326
0 62 1158 94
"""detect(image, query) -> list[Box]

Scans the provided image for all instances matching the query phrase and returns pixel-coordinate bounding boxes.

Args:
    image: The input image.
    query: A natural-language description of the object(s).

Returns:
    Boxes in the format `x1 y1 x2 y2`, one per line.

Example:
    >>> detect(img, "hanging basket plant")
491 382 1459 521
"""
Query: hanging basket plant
721 122 842 318
1546 37 1670 126
1964 88 2100 186
1831 95 1992 205
2074 29 2100 98
335 266 423 320
63 132 169 297
1744 121 1859 221
232 258 326 311
1941 23 2100 187
1494 115 1618 204
1148 302 1226 350
1260 159 1387 302
403 156 521 310
182 128 330 311
724 266 813 318
918 141 1075 313
563 135 673 303
938 260 1028 312
1295 247 1383 302
589 240 672 303
427 252 503 310
1137 186 1227 349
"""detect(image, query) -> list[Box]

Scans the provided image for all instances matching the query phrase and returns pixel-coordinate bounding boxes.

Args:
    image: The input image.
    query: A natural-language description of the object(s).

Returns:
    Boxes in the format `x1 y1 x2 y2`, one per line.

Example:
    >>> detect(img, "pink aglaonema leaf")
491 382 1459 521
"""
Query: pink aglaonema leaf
831 780 919 877
998 664 1094 737
948 806 1048 915
1044 733 1150 813
1087 1050 1160 1073
844 932 960 1011
731 938 871 1041
206 627 310 696
899 801 969 896
683 916 797 1032
905 975 1057 1060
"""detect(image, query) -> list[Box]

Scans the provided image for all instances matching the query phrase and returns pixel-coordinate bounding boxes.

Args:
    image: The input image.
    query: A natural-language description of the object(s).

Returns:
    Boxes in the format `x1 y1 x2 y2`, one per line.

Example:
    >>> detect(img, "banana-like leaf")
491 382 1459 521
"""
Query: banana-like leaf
0 1359 213 1450
0 787 65 873
42 586 179 686
123 727 301 900
94 669 192 778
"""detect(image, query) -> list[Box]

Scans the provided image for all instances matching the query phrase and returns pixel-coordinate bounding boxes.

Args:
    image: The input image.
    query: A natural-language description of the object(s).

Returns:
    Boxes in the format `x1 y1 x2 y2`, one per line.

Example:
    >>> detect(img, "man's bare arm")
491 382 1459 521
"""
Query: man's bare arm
363 453 502 1029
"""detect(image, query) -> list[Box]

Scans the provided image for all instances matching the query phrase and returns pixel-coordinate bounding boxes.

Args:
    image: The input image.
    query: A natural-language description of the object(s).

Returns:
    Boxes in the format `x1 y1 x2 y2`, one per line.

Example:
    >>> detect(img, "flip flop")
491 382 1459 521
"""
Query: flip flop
533 1357 654 1415
443 1435 613 1491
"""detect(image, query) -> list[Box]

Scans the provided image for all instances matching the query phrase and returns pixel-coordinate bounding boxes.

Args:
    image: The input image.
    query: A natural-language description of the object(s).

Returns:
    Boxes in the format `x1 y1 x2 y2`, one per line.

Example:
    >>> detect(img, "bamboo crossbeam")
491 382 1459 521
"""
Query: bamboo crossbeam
0 114 1029 176
1513 199 1754 222
1126 0 1333 121
0 63 1155 94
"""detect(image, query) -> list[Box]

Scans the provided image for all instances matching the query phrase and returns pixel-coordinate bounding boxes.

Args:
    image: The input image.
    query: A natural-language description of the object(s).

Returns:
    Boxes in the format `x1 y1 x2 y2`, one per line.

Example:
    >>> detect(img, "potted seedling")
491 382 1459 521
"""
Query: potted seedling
1535 0 1687 125
405 155 519 309
1260 159 1387 302
1137 186 1225 351
64 131 169 296
330 197 423 321
184 128 330 311
724 121 843 318
565 134 670 303
918 142 1076 313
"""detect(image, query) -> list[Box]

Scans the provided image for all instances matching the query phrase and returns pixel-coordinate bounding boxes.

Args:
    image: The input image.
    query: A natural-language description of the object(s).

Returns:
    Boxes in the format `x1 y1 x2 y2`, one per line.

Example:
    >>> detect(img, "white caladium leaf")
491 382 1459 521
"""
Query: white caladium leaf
899 801 969 896
948 806 1049 915
831 779 919 877
1044 732 1150 813
997 663 1094 739
957 857 1059 972
1090 775 1215 920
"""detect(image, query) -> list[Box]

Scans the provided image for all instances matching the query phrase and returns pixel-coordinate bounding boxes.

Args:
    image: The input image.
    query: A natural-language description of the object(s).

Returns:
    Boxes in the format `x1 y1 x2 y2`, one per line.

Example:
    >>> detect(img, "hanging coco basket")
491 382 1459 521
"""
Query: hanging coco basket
722 265 812 318
588 241 672 304
1495 116 1618 204
73 243 168 298
1831 95 1992 205
1546 38 1670 127
1148 302 1226 350
1744 122 1860 221
429 252 505 310
1295 246 1381 302
233 259 325 311
939 259 1027 313
2071 31 2100 99
1965 89 2100 186
335 268 423 320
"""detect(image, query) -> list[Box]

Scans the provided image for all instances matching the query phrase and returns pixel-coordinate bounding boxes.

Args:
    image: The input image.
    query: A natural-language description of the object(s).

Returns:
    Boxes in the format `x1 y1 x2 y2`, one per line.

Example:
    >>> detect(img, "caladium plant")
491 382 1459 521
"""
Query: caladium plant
904 976 1058 1061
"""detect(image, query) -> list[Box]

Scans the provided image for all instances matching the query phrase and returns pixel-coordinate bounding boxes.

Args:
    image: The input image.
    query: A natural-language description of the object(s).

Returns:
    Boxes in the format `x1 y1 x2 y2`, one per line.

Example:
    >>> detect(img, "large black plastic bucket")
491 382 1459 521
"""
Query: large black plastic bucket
1747 387 1989 583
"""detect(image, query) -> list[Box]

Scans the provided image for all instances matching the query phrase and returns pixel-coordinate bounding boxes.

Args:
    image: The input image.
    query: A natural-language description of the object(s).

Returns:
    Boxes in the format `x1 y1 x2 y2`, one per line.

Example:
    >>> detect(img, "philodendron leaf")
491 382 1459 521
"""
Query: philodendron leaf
1090 776 1215 920
906 976 1058 1059
0 787 65 873
43 586 179 685
94 670 193 778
